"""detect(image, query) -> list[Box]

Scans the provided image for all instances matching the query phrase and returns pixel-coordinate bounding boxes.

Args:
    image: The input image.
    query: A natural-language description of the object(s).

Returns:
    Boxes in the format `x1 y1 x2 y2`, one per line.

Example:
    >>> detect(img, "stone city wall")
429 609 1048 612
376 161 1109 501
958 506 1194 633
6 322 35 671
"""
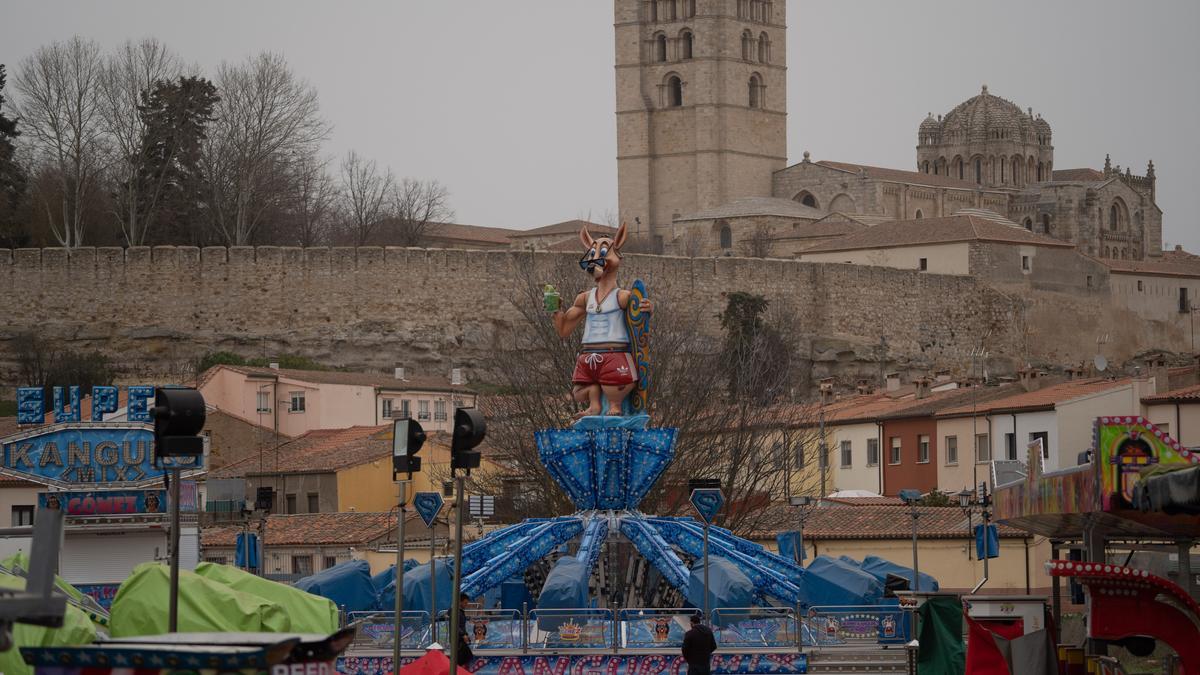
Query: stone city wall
0 246 1181 387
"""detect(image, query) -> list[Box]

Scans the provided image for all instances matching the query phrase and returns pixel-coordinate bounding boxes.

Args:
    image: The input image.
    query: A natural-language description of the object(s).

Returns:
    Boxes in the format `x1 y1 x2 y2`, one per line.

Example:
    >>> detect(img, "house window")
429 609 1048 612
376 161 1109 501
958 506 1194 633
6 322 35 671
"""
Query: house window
945 436 958 465
840 440 852 468
1137 280 1143 292
1005 433 1017 460
889 437 901 465
285 493 297 514
418 400 431 421
291 555 313 576
1021 255 1031 272
1180 287 1190 313
918 435 930 463
919 258 928 271
290 391 305 413
382 398 394 418
11 506 34 527
256 390 271 413
1029 431 1049 460
307 493 319 513
400 400 411 418
324 556 338 570
435 400 447 421
975 433 991 462
866 438 879 467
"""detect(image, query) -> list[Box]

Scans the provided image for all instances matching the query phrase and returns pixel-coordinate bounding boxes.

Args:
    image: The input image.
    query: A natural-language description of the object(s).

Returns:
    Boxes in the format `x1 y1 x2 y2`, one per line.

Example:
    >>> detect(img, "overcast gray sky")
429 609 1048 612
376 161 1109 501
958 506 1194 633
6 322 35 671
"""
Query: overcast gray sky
3 1 1198 248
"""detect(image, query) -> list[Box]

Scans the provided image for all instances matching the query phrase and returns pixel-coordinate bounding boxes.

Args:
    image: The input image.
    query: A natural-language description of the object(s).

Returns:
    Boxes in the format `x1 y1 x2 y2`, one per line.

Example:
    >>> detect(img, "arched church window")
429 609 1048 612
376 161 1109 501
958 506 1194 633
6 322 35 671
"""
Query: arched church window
679 29 694 59
664 0 676 21
955 157 964 180
1110 205 1118 231
915 209 923 219
719 223 732 249
975 158 982 185
1023 218 1033 231
682 0 695 18
794 191 818 208
923 161 930 174
1103 246 1110 258
1042 213 1051 234
650 0 658 22
748 73 762 108
758 32 770 63
655 33 668 62
742 31 753 60
666 75 683 107
1037 162 1044 182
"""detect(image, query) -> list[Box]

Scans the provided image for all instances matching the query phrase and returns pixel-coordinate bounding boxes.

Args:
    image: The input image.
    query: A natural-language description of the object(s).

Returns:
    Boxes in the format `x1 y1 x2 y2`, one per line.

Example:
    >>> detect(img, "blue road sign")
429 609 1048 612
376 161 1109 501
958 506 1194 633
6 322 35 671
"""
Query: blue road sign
690 488 724 525
413 491 445 528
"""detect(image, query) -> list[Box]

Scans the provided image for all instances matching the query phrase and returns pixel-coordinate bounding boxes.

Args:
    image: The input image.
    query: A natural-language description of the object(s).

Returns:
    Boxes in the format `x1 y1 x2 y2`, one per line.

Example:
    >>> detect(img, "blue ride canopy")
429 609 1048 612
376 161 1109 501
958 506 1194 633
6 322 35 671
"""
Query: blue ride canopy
294 559 378 613
856 555 940 592
798 556 884 608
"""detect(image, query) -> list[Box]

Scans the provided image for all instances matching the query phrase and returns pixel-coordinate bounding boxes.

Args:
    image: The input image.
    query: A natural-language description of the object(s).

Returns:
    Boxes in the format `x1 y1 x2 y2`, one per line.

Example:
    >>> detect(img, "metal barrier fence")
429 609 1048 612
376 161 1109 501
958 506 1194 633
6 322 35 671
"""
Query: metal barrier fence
347 611 432 650
527 608 616 650
343 605 911 652
802 605 910 647
711 607 800 649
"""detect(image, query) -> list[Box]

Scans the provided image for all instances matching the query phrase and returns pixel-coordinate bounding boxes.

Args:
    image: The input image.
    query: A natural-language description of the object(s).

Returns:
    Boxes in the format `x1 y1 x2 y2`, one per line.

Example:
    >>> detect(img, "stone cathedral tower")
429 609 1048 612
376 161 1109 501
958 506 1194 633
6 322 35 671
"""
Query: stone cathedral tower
615 0 788 247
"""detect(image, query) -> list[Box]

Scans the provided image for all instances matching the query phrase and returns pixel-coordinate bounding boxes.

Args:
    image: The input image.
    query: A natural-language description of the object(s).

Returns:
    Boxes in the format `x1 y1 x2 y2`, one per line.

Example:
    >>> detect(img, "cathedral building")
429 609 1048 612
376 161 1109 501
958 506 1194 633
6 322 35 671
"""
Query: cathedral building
615 1 1164 264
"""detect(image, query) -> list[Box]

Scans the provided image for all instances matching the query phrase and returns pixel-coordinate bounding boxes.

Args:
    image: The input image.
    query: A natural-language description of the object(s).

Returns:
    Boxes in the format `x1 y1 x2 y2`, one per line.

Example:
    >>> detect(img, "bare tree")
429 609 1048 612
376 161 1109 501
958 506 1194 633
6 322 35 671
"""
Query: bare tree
339 150 393 245
473 259 821 534
289 153 338 247
12 36 106 248
741 223 775 258
97 38 180 246
202 52 329 245
389 177 452 246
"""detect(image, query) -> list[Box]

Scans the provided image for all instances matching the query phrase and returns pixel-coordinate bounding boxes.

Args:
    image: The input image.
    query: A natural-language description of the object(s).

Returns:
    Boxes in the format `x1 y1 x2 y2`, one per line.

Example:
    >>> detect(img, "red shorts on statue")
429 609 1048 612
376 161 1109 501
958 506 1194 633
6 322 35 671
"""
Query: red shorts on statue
572 351 637 386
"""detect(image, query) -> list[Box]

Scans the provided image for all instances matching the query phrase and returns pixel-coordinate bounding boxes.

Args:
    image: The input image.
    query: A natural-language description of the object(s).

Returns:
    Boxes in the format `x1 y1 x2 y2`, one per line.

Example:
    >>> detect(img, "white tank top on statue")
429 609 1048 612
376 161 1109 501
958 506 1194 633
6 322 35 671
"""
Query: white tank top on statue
581 287 630 345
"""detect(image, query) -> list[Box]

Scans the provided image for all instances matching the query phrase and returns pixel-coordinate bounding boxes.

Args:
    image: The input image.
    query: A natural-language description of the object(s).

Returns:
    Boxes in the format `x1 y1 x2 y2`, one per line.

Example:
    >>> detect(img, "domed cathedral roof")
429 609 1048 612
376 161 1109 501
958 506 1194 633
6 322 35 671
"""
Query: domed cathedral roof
941 84 1036 143
919 112 940 133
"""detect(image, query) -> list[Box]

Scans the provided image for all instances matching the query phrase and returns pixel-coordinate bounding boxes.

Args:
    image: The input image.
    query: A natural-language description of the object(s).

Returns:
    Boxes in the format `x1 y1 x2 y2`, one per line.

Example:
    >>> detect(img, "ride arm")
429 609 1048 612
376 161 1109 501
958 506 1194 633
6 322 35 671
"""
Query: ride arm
460 517 584 599
619 516 690 591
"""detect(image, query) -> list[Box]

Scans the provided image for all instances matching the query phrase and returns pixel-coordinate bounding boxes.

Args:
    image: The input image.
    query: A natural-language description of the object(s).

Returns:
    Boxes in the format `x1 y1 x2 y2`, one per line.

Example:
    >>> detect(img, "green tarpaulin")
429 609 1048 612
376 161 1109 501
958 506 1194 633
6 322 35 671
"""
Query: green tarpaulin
110 563 291 637
917 595 966 675
0 571 97 675
193 562 338 634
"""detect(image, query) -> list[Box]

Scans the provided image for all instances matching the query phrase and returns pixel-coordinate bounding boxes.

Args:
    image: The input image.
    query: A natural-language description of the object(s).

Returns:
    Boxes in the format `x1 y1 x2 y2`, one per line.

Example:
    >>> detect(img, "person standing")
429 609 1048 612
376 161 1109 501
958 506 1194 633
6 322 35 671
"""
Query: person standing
681 612 717 675
455 592 474 667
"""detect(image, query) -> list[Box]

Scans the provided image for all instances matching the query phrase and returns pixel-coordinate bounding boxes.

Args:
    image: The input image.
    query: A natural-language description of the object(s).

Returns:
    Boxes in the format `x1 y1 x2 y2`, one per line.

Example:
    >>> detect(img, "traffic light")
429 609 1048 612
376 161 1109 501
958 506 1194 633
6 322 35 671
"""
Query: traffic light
450 408 486 471
151 387 206 460
392 419 426 478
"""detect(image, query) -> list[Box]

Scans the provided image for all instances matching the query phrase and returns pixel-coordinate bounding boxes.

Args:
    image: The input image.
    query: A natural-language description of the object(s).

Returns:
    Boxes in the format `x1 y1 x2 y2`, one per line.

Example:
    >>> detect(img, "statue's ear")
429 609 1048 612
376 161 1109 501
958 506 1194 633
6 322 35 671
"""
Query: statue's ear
579 225 595 250
614 222 629 251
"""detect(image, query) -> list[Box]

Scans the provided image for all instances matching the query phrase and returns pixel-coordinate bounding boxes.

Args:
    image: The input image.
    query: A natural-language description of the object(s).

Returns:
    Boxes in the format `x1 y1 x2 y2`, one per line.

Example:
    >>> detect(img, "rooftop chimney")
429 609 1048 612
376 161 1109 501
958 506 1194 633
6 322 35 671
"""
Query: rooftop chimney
914 377 932 400
819 377 835 405
394 367 406 381
268 362 279 370
1066 363 1086 381
856 379 873 396
1146 354 1169 394
1018 368 1042 392
885 372 901 393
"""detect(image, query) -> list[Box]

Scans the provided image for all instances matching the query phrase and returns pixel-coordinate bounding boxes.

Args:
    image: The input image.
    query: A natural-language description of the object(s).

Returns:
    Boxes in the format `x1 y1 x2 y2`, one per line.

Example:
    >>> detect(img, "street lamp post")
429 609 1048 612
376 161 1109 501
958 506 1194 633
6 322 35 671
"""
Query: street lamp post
899 489 922 592
958 483 992 592
787 495 813 565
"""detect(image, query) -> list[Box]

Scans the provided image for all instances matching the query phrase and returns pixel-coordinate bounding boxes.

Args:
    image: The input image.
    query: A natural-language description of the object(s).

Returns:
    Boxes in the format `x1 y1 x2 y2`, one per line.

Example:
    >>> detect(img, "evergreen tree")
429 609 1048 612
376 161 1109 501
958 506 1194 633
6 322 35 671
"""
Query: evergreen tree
132 75 218 244
0 64 29 247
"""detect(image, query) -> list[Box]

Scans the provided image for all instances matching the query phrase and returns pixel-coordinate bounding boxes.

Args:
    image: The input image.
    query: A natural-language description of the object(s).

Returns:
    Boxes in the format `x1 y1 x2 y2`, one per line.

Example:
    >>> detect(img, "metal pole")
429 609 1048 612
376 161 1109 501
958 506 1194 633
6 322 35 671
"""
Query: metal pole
449 475 466 667
168 468 182 633
982 487 991 585
393 481 408 667
910 505 920 593
430 520 437 644
703 523 710 623
818 408 827 498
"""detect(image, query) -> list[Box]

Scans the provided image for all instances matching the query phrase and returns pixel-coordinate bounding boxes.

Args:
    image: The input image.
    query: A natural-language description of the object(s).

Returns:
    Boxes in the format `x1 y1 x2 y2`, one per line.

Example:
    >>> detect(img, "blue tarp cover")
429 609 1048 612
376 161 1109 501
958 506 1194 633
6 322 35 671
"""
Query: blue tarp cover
798 556 883 608
536 557 591 630
371 560 420 601
294 559 378 613
685 556 753 622
398 559 454 618
858 555 939 592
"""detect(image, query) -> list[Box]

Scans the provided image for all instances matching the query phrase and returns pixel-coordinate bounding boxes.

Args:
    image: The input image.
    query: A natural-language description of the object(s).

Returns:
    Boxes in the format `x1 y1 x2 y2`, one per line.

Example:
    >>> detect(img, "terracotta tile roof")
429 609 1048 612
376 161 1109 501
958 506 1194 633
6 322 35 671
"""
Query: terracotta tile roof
1162 247 1200 263
674 197 825 222
821 384 1019 425
822 496 904 507
202 511 420 547
1051 168 1106 182
424 222 517 246
803 214 1074 254
1096 257 1200 279
814 160 989 191
211 365 472 393
1142 383 1200 404
938 378 1130 417
210 425 400 477
510 220 613 238
750 505 1026 540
